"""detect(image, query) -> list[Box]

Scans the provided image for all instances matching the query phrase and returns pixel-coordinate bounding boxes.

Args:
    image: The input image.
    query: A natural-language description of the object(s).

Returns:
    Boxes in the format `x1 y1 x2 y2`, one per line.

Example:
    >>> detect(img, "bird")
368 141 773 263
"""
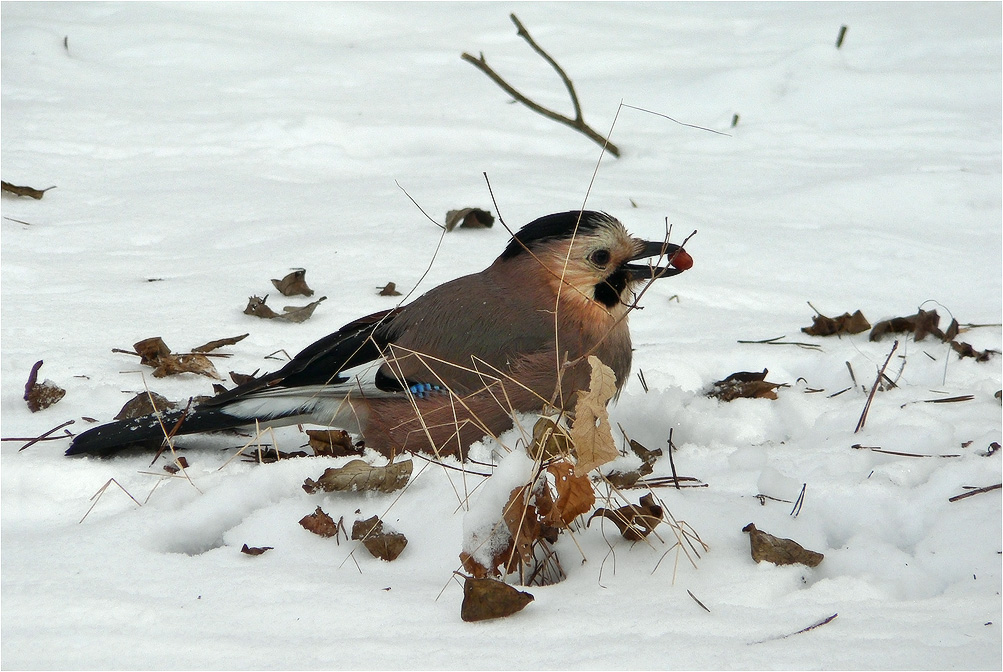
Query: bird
65 210 692 460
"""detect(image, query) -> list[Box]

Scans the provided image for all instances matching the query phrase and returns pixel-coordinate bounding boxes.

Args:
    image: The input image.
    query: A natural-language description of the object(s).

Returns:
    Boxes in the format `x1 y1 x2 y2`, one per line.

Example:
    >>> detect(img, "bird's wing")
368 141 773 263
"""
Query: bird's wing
202 307 401 408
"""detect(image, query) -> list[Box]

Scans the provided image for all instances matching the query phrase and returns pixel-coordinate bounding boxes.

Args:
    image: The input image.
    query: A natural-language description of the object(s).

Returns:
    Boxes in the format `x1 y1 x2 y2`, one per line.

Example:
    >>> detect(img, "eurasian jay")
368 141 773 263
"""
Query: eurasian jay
65 210 692 459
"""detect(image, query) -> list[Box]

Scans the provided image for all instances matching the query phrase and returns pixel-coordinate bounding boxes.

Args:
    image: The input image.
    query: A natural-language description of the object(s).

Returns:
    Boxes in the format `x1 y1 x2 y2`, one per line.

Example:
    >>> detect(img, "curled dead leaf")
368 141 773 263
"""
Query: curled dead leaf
570 355 619 474
240 544 273 556
742 523 824 567
298 507 341 538
114 391 178 420
378 282 402 296
129 337 222 380
802 308 870 336
2 180 55 199
445 207 495 232
460 576 533 622
544 461 595 527
870 309 942 342
588 493 663 541
244 295 326 323
23 360 66 412
306 429 364 457
192 333 249 353
271 268 314 297
606 438 662 488
529 417 573 461
352 515 407 561
708 369 784 401
302 459 412 494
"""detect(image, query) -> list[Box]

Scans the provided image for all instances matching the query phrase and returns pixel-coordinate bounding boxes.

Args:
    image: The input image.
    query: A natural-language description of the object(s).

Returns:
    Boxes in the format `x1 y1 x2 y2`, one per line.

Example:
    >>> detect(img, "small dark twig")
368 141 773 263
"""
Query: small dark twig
855 340 898 433
10 419 75 451
667 428 680 490
461 14 620 156
836 25 848 49
687 589 711 612
948 483 1002 502
790 483 806 517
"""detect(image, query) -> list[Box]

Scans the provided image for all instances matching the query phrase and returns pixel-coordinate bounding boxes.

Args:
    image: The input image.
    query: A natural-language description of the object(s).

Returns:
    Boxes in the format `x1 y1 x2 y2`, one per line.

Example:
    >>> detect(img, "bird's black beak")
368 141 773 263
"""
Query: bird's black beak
623 240 693 282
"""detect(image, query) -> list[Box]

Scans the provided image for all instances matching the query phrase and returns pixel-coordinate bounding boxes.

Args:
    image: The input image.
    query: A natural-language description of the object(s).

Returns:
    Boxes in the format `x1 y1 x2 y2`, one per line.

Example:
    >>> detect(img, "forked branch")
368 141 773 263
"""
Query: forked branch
462 13 620 157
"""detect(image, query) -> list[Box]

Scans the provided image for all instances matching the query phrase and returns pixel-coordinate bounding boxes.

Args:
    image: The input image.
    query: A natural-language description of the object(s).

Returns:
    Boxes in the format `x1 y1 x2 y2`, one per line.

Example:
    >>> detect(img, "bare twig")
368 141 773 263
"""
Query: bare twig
7 419 75 451
667 428 680 490
790 483 806 517
948 483 1002 502
687 589 711 612
461 14 620 156
854 340 898 433
851 444 961 459
737 335 822 351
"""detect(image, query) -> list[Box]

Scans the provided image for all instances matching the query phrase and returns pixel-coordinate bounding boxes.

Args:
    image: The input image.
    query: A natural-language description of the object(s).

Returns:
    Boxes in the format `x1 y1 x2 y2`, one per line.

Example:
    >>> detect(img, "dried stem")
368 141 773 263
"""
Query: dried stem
854 340 898 433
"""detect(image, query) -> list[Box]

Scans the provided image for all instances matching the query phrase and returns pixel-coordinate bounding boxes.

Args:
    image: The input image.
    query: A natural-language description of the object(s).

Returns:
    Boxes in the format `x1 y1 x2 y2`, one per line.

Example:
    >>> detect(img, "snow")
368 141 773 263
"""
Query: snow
2 2 1001 669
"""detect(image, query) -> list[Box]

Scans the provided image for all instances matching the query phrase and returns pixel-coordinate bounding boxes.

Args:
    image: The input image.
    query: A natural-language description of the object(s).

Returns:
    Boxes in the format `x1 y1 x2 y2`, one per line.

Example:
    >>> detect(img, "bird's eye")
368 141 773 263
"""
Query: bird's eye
589 249 611 267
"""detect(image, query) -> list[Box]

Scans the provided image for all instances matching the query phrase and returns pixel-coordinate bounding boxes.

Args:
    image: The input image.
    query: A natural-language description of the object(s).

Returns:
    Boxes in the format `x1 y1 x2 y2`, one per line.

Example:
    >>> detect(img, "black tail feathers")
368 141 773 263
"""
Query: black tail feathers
65 407 244 457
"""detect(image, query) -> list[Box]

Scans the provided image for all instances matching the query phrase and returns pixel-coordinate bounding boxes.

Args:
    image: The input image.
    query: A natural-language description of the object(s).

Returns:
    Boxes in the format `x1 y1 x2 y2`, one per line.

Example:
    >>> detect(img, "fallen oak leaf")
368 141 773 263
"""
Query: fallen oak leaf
23 360 66 412
951 340 998 362
544 461 595 527
305 428 364 457
378 282 402 296
801 308 870 336
1 181 55 199
240 544 273 556
114 391 178 420
243 295 326 323
870 309 942 342
302 459 412 494
352 515 408 561
529 416 573 461
605 437 662 488
569 355 619 474
192 333 249 353
445 207 495 232
742 522 823 567
280 297 326 323
587 493 663 541
299 507 341 538
271 268 314 297
129 337 222 380
708 369 784 401
460 576 534 622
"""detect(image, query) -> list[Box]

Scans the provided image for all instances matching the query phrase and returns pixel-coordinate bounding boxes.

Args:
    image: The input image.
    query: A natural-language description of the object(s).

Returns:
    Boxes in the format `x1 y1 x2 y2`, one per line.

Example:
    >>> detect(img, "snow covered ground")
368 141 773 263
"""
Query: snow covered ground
2 2 1001 669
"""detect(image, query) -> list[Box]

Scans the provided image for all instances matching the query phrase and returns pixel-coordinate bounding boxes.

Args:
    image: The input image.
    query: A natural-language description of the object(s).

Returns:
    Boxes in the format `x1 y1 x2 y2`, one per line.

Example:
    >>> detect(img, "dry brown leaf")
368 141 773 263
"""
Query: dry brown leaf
240 544 273 556
229 370 259 386
302 459 412 494
587 493 663 541
870 309 942 342
23 360 66 413
378 282 402 296
460 576 533 622
306 428 364 457
503 485 541 567
2 181 55 199
445 207 495 232
352 515 408 561
951 340 998 362
192 333 249 353
529 417 573 461
271 269 314 297
801 309 870 336
114 391 178 420
129 337 222 380
606 438 662 488
244 295 326 323
569 355 619 474
742 523 823 567
299 507 341 538
708 369 784 402
544 461 595 527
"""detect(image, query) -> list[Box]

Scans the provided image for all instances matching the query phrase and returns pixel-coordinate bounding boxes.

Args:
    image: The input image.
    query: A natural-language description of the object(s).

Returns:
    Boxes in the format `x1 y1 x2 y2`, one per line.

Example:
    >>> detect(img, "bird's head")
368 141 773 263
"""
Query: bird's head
498 211 692 314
